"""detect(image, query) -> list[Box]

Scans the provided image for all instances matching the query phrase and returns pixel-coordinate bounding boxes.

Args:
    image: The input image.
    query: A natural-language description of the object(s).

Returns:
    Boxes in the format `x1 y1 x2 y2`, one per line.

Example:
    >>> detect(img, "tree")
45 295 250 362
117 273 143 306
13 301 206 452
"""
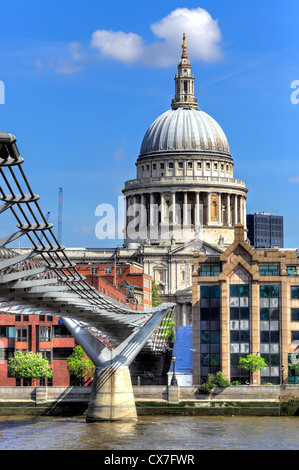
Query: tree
152 280 162 307
238 354 268 383
165 318 176 343
67 345 95 385
8 350 53 382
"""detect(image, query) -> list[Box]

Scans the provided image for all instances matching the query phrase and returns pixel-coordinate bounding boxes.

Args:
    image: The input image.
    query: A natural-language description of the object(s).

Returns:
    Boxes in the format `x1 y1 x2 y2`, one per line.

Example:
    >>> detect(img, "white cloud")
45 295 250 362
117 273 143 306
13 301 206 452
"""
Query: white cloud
91 7 223 67
91 30 144 64
289 175 299 184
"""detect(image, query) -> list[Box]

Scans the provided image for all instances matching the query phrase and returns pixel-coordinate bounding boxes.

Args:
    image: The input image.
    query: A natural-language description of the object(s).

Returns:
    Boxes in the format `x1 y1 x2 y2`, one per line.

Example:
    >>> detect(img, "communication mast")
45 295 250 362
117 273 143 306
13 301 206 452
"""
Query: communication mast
57 187 63 244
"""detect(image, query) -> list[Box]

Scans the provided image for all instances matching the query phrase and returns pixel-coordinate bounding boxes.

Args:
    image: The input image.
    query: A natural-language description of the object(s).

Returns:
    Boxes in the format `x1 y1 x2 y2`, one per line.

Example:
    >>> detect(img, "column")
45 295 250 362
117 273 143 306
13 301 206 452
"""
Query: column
244 197 247 229
140 193 147 240
195 191 200 226
183 192 188 226
207 192 211 225
218 193 222 224
171 192 176 225
182 302 187 326
234 194 238 226
149 193 155 226
227 194 231 226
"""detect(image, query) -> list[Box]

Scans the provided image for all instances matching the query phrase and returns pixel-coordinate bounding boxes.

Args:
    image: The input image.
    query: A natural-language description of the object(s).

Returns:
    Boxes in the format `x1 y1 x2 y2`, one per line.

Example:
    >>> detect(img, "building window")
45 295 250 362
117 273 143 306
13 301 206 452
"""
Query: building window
153 163 156 170
200 265 221 277
291 286 299 299
197 161 201 169
0 326 15 338
230 284 250 384
104 267 112 274
52 325 72 338
40 326 51 342
16 327 27 342
53 348 73 359
169 162 174 169
117 267 124 274
259 285 280 385
178 162 183 169
287 266 296 276
187 162 192 169
40 349 51 362
160 163 164 169
91 267 98 274
206 162 210 169
291 331 299 344
291 308 299 321
200 285 221 381
259 265 279 276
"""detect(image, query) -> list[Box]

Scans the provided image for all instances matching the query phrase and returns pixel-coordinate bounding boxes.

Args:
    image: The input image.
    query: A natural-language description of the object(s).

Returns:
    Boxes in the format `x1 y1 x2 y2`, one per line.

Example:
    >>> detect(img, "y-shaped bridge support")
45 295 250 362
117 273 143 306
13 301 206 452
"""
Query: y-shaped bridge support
62 304 174 422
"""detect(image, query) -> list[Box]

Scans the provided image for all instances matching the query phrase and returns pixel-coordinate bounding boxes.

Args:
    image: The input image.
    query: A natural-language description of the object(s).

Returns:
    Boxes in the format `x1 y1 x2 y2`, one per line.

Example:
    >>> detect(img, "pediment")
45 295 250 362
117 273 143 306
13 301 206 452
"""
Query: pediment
169 238 223 256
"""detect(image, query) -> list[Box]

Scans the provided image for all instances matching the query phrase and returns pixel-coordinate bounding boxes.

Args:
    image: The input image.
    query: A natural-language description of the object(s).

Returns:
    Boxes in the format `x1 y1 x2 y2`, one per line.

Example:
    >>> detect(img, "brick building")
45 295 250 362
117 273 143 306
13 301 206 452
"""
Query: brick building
74 262 152 310
0 263 152 386
192 223 299 385
0 314 76 386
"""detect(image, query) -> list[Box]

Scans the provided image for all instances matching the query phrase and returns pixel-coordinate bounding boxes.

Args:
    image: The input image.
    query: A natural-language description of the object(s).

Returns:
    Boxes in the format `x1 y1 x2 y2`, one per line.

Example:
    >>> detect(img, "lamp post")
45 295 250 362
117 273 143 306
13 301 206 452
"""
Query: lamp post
171 356 178 386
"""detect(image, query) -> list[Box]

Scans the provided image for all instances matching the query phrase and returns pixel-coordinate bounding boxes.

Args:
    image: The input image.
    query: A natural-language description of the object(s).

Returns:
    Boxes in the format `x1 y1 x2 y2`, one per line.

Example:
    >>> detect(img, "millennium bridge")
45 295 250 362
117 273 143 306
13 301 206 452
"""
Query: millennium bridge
0 131 175 421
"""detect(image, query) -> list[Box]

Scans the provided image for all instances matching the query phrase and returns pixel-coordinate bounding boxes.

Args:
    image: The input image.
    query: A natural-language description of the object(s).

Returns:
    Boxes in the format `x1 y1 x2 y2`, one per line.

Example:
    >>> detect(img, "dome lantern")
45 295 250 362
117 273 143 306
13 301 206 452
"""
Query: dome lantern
171 34 198 110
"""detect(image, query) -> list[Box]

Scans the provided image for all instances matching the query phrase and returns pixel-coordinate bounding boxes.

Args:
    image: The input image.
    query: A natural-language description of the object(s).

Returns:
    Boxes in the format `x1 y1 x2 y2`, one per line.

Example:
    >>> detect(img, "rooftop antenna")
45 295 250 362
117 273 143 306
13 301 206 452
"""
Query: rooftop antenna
57 187 63 244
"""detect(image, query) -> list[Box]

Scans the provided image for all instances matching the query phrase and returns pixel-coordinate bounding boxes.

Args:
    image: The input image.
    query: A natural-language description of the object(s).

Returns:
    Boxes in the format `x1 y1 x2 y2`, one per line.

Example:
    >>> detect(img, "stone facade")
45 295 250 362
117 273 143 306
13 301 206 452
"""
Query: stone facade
192 223 299 385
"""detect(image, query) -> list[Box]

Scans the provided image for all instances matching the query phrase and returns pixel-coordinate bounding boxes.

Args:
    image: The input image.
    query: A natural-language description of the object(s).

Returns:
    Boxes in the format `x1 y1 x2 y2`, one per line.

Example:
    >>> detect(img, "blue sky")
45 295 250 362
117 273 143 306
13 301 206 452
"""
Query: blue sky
0 0 299 248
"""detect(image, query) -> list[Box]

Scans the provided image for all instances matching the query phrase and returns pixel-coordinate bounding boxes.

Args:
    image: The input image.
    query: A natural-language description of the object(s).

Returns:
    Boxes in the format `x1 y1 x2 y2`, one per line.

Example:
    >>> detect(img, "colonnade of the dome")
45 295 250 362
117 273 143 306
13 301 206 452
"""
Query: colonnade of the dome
124 187 247 247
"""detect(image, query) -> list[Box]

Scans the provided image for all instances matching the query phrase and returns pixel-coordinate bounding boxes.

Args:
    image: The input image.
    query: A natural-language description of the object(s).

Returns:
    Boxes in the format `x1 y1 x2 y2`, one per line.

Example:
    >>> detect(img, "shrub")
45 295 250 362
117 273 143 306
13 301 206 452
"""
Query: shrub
198 371 231 393
214 371 231 388
231 381 241 386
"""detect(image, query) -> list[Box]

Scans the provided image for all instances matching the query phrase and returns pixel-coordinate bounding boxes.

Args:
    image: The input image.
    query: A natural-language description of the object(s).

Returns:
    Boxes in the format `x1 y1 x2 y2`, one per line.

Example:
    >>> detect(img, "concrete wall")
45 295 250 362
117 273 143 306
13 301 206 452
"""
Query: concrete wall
0 384 298 405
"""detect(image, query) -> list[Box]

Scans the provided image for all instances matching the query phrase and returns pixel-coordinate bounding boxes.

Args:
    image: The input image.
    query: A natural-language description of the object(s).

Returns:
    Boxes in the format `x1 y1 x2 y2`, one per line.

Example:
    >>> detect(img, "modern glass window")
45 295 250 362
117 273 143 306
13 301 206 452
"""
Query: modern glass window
52 325 72 338
291 286 299 299
287 266 297 276
0 326 15 338
200 265 221 277
40 326 51 342
200 285 221 381
259 265 279 276
53 348 73 359
16 327 27 342
291 309 299 321
291 331 299 343
230 284 250 383
260 285 280 384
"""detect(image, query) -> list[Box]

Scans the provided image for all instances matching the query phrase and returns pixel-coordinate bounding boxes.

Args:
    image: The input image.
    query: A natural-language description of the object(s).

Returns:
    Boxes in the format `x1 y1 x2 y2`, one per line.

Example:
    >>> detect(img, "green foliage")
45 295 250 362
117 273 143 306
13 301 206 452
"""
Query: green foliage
214 371 231 388
66 345 95 381
238 354 267 374
198 371 231 394
152 281 162 307
165 318 176 343
8 350 53 380
289 362 299 376
231 380 241 386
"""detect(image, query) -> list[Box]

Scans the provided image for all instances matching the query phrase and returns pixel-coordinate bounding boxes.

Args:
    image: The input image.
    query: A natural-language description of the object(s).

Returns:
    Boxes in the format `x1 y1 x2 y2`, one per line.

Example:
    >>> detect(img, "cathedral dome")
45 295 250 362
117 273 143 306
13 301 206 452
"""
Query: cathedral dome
139 107 231 158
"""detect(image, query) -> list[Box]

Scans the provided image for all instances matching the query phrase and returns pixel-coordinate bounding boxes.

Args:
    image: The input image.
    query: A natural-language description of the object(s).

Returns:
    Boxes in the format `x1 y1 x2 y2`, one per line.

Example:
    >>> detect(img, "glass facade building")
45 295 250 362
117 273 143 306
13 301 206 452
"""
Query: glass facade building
247 213 283 248
192 224 299 385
